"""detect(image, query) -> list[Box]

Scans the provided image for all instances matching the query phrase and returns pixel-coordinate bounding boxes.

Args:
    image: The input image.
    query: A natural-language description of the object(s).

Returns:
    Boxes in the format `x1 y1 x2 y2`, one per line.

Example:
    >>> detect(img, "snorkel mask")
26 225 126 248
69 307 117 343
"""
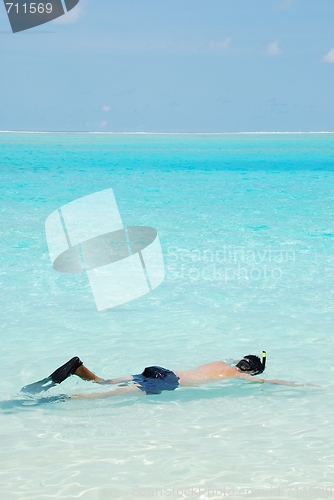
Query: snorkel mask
238 351 267 376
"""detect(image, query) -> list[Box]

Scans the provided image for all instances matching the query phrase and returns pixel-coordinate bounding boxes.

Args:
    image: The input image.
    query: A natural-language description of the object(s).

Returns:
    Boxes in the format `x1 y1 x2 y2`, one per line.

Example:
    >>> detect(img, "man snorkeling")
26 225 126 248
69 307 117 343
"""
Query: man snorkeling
21 351 314 398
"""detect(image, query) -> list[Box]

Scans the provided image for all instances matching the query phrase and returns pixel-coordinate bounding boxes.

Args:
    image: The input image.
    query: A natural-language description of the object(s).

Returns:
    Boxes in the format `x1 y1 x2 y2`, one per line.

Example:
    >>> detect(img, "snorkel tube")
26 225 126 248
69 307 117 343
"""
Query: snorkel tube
261 351 266 372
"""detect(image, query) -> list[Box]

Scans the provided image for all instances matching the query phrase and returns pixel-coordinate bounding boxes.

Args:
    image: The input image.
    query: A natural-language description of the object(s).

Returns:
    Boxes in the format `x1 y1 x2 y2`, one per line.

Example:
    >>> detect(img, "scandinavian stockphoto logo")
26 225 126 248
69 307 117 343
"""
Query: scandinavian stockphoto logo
45 189 165 311
3 0 80 33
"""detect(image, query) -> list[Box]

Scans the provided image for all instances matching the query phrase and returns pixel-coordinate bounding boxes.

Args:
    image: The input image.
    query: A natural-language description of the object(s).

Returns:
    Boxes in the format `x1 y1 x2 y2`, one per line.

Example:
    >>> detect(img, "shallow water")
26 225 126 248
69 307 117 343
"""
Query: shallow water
1 132 334 499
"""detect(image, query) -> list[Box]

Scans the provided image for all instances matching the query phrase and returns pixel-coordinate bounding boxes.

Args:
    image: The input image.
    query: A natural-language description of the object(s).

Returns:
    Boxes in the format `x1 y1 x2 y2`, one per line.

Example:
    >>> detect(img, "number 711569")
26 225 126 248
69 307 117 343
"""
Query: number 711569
5 3 53 14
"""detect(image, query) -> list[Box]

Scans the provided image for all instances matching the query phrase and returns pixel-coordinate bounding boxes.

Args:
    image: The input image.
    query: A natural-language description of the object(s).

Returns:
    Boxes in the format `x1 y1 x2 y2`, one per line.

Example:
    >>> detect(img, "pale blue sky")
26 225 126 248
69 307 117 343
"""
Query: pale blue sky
1 0 333 132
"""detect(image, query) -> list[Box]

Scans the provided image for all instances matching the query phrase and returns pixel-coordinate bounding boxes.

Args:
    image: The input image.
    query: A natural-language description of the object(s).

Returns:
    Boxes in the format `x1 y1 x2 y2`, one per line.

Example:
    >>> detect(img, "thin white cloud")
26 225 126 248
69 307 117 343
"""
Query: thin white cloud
53 5 82 25
209 38 232 51
101 105 111 112
266 41 282 55
276 0 294 10
99 121 108 128
322 48 334 63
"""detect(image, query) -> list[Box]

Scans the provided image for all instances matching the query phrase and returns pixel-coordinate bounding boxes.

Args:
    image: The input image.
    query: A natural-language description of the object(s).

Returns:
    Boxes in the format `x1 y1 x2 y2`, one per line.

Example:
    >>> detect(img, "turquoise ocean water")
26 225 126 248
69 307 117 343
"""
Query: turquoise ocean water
1 132 334 500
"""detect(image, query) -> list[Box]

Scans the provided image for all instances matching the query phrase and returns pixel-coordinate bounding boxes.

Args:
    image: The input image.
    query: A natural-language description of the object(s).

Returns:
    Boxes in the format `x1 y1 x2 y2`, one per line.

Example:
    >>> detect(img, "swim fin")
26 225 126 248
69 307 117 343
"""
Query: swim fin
21 357 83 394
21 376 57 394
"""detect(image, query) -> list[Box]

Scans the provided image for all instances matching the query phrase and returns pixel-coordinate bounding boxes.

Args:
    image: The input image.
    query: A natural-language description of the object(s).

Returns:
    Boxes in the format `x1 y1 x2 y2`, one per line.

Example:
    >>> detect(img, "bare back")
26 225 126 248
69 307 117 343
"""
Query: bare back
174 361 241 386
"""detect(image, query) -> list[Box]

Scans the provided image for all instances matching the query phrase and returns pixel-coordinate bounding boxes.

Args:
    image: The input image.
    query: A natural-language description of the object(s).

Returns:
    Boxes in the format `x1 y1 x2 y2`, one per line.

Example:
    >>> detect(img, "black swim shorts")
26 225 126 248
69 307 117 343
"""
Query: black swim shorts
132 366 180 395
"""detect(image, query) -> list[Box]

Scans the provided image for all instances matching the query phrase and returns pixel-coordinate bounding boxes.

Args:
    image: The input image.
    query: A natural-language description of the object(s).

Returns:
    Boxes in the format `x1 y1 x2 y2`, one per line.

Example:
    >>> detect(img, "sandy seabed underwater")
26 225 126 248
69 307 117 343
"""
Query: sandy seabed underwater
1 132 334 500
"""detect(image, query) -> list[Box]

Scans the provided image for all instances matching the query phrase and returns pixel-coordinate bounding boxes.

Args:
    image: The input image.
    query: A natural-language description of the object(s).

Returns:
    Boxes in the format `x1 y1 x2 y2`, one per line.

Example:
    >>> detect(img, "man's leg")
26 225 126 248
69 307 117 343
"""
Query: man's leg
74 364 103 382
71 384 144 400
21 357 134 394
73 364 134 385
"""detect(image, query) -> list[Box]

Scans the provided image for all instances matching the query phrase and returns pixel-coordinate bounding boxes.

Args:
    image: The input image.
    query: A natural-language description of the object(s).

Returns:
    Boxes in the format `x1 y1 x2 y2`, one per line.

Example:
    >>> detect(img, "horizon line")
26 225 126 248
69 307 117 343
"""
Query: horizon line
1 130 333 135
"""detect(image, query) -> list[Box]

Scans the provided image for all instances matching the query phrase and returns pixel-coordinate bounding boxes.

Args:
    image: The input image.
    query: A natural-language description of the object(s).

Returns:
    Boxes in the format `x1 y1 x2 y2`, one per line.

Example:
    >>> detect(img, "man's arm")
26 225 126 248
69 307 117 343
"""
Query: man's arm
237 373 320 387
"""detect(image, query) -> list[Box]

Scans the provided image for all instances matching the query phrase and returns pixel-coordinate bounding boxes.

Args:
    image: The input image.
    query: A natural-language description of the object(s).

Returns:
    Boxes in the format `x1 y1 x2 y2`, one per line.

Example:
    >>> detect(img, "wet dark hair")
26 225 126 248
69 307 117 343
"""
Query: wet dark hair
236 354 265 375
